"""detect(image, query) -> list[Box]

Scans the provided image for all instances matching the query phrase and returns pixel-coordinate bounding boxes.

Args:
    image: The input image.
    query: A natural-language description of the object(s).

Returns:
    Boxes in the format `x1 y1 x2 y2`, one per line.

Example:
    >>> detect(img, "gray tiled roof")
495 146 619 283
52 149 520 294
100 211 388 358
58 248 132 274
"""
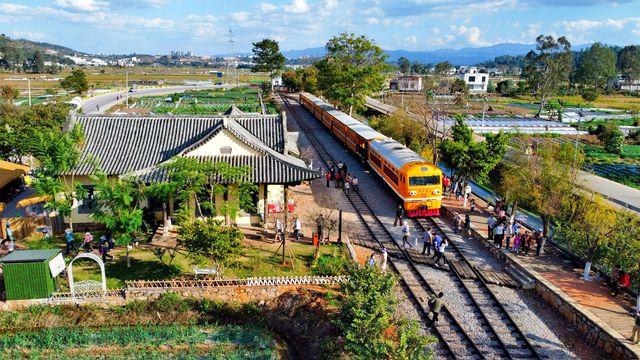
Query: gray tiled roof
69 114 319 184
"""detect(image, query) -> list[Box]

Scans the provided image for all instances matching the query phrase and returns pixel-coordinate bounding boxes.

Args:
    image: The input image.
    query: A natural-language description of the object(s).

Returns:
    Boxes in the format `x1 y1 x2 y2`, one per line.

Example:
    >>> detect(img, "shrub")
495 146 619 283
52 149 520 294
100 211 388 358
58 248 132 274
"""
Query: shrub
314 253 349 276
581 89 598 102
597 124 625 154
125 300 148 314
153 292 188 313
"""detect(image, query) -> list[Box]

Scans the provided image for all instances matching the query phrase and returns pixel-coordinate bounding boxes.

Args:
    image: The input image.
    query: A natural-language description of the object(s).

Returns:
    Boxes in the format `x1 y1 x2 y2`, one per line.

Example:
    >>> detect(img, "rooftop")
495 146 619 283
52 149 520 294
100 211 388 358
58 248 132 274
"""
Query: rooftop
1 249 61 264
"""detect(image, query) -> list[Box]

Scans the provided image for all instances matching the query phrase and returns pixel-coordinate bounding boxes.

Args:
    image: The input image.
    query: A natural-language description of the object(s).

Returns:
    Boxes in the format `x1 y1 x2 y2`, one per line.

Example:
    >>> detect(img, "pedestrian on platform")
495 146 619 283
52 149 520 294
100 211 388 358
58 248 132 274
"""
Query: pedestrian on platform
344 181 351 195
401 221 411 248
612 270 631 297
505 219 513 250
455 185 462 201
351 176 359 193
422 227 433 255
631 312 640 344
432 234 442 259
512 233 522 254
83 228 93 252
463 184 472 207
435 238 448 266
488 215 497 240
494 222 505 248
524 231 532 256
609 264 622 291
345 173 352 184
329 165 335 181
464 214 471 237
367 254 376 267
470 198 476 213
442 176 450 195
343 163 348 174
453 212 461 233
535 229 544 256
325 171 331 188
337 161 344 171
381 246 388 273
428 292 444 325
335 171 342 188
293 217 302 241
394 204 404 227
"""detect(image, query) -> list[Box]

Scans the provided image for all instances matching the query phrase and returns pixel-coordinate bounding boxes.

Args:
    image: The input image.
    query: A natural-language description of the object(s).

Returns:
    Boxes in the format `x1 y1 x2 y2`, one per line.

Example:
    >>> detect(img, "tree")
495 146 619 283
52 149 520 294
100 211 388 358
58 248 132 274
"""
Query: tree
404 91 453 164
575 43 616 101
251 39 285 87
617 45 640 93
32 50 45 73
433 61 453 76
334 264 434 359
369 109 424 152
316 33 388 116
523 35 572 117
282 69 302 92
496 80 517 96
60 69 89 94
301 66 319 93
397 56 410 74
31 126 87 230
411 61 427 75
1 85 18 103
597 124 625 154
439 117 508 193
499 138 582 237
178 218 243 276
91 172 145 268
0 44 23 70
145 181 178 236
487 80 496 93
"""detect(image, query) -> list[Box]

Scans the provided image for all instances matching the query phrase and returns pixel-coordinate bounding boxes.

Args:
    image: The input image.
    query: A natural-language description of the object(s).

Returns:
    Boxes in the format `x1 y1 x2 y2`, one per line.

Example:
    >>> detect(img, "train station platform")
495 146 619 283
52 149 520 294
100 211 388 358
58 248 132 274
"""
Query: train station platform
442 194 640 359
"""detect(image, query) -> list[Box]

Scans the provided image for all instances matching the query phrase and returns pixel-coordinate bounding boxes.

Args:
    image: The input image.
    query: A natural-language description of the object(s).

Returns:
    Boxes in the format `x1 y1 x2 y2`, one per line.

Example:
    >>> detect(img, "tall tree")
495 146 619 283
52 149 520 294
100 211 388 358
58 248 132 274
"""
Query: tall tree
617 45 640 93
91 172 145 268
405 92 453 164
282 69 302 91
251 39 285 87
433 61 453 76
316 33 388 116
397 56 410 74
178 218 243 276
32 49 45 73
60 69 89 94
523 35 572 117
575 43 616 101
301 65 319 93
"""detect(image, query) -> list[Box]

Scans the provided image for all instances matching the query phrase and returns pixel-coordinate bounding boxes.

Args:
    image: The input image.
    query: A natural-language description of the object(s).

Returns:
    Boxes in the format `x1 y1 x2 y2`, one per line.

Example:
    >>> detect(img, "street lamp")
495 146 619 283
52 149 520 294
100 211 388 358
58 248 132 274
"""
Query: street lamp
481 96 487 128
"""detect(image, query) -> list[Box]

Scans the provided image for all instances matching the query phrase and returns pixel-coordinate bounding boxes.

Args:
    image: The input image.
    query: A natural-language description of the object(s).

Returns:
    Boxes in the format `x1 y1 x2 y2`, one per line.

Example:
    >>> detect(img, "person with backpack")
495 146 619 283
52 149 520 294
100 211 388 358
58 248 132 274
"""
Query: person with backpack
428 292 444 325
435 238 448 267
83 229 93 252
612 270 631 297
65 228 77 255
99 236 113 263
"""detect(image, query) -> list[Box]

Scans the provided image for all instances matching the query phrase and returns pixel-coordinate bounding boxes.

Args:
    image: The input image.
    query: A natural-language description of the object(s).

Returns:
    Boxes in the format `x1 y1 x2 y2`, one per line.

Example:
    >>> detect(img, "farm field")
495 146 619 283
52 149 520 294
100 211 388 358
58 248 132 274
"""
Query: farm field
0 323 279 359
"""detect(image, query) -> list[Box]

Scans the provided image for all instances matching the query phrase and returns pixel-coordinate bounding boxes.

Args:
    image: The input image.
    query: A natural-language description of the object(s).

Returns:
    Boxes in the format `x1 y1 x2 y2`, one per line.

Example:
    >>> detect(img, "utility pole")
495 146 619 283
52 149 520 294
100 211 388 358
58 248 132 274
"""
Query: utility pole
481 96 486 128
125 70 129 108
228 28 237 85
27 78 31 107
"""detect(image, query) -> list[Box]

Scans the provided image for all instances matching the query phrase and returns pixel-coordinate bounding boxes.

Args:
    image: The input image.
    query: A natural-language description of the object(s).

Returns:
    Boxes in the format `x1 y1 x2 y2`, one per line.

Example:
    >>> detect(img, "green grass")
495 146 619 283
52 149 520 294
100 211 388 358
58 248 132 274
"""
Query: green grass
0 324 277 360
583 144 640 160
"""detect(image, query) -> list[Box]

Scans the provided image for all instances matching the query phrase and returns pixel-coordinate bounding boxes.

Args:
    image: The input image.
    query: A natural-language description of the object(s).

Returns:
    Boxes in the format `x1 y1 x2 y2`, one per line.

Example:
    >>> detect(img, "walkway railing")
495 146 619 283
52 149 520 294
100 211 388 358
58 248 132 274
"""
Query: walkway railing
126 276 346 290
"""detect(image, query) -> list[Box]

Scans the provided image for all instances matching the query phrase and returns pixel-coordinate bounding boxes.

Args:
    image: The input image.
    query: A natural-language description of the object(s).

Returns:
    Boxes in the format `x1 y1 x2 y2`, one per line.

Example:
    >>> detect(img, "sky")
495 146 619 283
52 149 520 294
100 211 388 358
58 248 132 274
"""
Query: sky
1 0 640 55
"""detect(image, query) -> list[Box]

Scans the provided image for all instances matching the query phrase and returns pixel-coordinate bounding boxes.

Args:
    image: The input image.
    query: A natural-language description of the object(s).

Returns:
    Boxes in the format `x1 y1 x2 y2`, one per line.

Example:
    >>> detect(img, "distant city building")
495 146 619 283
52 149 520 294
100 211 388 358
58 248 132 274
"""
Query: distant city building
608 75 640 92
390 75 423 92
460 67 489 93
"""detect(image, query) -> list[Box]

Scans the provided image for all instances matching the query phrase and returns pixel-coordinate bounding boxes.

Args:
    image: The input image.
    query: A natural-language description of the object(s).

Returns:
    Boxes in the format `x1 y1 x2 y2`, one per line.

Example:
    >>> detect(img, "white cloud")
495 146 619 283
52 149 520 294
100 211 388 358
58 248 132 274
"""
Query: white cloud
230 11 250 23
284 0 310 14
54 0 108 12
10 31 47 41
450 25 491 46
559 17 639 32
0 3 30 14
259 2 278 12
405 35 417 46
366 17 380 25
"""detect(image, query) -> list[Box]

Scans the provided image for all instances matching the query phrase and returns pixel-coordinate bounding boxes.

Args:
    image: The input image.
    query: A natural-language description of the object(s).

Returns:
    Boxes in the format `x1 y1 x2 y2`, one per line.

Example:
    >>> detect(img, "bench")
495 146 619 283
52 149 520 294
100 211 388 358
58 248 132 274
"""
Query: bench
194 267 218 278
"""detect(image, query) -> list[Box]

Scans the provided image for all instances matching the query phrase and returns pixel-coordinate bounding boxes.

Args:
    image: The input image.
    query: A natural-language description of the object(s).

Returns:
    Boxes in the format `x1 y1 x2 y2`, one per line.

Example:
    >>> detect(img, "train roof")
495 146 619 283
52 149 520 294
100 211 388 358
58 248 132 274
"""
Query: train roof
301 92 385 141
370 139 428 169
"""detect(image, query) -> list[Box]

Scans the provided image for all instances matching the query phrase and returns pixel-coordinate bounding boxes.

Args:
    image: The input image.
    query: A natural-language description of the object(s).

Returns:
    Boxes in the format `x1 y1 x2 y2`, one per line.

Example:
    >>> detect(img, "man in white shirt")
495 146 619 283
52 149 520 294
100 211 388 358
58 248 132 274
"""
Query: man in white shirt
293 217 302 241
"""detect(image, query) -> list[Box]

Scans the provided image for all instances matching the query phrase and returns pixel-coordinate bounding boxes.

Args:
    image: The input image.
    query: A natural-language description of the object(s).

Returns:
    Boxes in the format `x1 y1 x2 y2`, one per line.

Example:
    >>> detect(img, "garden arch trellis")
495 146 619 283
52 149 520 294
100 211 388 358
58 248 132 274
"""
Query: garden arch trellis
67 252 107 294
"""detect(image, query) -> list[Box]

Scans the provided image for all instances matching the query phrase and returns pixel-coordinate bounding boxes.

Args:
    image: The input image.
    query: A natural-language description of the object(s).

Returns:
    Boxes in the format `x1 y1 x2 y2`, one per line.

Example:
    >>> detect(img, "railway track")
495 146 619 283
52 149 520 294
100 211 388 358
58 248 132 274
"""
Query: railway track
414 217 543 359
282 93 533 359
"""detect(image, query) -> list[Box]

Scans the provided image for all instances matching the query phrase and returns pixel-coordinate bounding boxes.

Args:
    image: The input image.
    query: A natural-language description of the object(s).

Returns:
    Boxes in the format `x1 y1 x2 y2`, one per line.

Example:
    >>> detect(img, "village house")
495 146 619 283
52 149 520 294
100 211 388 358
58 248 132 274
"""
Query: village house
460 67 490 93
390 75 423 92
63 113 321 228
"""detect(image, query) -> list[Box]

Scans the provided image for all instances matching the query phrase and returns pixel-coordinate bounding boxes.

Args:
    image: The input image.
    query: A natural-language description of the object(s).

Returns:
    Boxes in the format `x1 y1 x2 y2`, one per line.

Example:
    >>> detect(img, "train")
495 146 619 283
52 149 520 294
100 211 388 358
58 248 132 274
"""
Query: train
299 92 442 217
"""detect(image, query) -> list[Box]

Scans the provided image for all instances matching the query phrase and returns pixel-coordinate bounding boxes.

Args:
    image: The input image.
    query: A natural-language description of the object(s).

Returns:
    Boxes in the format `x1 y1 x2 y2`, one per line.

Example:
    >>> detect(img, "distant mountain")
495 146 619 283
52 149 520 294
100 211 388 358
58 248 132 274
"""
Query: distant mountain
0 35 89 57
281 43 592 66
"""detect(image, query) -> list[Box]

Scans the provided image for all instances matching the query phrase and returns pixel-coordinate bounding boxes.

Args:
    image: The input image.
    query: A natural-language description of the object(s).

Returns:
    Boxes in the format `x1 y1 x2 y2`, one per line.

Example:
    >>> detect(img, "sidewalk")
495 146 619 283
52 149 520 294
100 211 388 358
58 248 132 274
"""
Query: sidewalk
442 193 640 353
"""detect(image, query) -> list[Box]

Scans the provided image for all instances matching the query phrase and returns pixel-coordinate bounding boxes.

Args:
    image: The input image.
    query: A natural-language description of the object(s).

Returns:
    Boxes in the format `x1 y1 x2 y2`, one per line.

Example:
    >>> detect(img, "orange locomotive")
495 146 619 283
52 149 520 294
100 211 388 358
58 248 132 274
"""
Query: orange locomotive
300 92 442 217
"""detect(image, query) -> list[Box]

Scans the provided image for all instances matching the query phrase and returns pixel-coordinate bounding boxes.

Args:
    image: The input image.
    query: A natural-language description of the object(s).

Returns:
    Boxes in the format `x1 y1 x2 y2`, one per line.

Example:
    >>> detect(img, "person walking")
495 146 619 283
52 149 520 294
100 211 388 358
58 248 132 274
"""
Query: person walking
428 292 444 326
394 204 404 227
65 228 76 255
381 246 388 273
463 184 472 207
293 217 302 241
435 238 448 266
512 233 522 254
494 222 505 248
464 214 471 237
2 221 13 246
524 231 533 256
325 171 331 188
432 234 442 260
505 220 513 250
329 165 336 181
351 176 359 193
631 312 640 344
442 176 450 195
367 254 376 267
401 221 411 248
344 180 351 195
275 219 284 243
422 227 433 255
470 198 476 213
99 236 114 263
83 229 93 252
535 229 544 256
609 264 622 292
487 215 497 240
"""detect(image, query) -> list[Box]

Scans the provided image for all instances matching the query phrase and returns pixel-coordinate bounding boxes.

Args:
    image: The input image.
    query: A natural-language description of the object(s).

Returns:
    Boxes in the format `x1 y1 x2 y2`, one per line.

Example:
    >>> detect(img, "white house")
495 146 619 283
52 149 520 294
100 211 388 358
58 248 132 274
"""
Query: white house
460 67 489 93
390 75 423 92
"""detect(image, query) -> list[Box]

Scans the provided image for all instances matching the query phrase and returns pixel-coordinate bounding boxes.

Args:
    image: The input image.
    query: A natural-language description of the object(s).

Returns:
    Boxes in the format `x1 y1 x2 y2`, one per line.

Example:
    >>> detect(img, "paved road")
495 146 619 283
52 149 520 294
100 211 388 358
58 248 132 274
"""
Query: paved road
82 85 227 114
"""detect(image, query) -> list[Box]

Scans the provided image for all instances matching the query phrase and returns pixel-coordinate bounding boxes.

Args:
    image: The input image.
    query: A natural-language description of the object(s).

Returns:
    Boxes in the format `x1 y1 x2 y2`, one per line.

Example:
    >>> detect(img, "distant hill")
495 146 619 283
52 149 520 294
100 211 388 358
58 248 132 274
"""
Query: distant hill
282 43 593 66
0 35 88 57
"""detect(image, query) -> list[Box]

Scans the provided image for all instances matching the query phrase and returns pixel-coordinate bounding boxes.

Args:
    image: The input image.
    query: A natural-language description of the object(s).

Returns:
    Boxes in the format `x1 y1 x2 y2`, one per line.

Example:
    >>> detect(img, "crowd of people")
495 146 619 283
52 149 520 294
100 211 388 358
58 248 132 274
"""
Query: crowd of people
64 228 115 263
325 161 359 194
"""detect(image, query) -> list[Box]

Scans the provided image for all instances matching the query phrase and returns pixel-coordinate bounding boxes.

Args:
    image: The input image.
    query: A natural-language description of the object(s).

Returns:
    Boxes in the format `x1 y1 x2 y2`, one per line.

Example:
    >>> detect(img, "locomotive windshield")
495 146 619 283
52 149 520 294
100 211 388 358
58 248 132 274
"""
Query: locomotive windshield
409 176 440 186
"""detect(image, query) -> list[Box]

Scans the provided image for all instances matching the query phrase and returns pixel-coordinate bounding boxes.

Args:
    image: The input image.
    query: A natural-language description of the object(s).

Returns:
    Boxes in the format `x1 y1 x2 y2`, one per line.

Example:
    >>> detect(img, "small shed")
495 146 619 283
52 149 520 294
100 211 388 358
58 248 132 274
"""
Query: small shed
0 249 64 300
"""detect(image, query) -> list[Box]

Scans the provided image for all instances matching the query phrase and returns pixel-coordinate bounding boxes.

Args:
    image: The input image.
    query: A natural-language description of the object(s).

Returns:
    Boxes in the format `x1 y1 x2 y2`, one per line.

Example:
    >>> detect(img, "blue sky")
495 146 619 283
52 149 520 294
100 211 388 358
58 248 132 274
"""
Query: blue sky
1 0 639 55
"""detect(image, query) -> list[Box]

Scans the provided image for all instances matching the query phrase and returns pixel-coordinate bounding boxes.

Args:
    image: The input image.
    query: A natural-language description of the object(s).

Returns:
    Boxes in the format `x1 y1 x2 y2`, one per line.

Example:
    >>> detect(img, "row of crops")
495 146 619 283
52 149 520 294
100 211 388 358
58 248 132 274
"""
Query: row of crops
0 324 277 359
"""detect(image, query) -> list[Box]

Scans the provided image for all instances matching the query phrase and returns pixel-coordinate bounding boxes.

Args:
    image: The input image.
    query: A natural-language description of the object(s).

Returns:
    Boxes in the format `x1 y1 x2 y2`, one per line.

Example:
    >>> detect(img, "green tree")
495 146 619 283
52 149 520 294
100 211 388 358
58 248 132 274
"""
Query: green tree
617 45 640 93
575 43 616 101
316 33 388 116
177 218 243 275
145 181 179 236
282 69 302 91
496 80 517 96
523 35 572 117
397 56 411 74
32 49 45 73
499 138 582 237
433 61 453 76
31 126 87 230
597 123 625 154
486 80 496 93
60 69 89 94
0 44 23 70
301 66 319 93
1 85 18 104
335 264 434 359
251 39 286 86
439 116 508 190
91 171 145 268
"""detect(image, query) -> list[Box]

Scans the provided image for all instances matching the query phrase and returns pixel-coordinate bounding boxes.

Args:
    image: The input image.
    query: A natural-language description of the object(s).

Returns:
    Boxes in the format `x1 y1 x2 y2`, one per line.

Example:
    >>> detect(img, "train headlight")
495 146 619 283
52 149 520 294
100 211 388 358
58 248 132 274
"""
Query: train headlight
432 190 440 195
409 190 417 196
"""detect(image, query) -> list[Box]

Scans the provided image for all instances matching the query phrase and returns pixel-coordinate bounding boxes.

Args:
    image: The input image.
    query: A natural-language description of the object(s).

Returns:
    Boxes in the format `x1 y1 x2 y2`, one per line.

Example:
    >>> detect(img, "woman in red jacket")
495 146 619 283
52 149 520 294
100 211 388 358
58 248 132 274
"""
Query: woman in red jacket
612 270 631 297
